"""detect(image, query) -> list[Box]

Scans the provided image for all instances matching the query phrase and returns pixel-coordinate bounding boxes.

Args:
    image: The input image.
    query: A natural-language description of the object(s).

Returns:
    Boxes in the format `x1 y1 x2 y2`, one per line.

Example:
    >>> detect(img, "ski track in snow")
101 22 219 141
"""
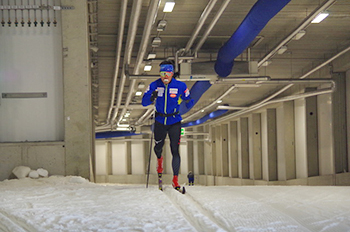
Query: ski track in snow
1 177 350 231
163 186 228 232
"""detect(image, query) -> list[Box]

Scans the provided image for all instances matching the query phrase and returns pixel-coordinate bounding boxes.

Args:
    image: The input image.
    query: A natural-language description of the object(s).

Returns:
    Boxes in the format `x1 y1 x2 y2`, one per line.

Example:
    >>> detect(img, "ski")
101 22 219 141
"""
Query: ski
175 186 186 194
158 173 163 191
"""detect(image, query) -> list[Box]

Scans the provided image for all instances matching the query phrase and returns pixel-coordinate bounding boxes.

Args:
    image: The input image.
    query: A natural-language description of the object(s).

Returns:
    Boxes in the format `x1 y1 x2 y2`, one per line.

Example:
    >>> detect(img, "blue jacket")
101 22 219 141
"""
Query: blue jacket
142 78 193 125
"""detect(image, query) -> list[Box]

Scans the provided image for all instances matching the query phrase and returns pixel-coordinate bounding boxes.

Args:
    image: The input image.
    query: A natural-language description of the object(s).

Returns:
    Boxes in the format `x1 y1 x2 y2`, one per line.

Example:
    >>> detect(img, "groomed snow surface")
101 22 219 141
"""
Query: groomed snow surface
1 176 350 232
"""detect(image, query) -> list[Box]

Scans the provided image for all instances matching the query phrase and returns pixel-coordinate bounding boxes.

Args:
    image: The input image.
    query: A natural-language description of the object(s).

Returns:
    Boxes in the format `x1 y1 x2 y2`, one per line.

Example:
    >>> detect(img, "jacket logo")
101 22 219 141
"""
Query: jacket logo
169 88 178 94
157 87 164 97
170 93 177 98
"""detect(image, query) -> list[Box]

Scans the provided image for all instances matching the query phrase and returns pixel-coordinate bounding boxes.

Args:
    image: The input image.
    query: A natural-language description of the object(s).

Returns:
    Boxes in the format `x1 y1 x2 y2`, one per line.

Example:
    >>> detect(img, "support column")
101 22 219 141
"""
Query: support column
229 121 238 178
221 124 229 177
332 73 348 173
347 70 350 171
305 88 319 177
277 102 295 180
61 0 93 179
294 99 308 179
249 114 262 180
215 125 222 176
239 117 249 179
262 109 277 181
211 126 217 176
317 87 334 175
126 140 131 175
195 126 205 175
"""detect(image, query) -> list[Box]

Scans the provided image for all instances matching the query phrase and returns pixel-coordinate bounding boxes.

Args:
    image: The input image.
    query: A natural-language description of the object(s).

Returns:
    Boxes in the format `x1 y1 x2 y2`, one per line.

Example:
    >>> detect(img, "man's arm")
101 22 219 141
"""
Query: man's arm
182 84 194 108
142 82 157 106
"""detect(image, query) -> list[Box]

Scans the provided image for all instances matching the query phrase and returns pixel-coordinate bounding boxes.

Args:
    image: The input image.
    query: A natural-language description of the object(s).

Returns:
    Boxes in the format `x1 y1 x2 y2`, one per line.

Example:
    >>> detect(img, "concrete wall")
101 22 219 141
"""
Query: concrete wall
0 1 94 181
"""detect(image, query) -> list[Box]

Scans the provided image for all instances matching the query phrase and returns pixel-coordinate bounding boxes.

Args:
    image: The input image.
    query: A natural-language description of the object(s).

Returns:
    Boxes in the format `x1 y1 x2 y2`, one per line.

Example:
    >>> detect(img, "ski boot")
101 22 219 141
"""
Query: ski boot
157 157 163 191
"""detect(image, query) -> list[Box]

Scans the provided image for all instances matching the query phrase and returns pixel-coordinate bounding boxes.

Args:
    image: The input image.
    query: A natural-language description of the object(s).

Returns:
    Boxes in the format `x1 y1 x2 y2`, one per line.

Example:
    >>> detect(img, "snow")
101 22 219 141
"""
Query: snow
1 176 350 232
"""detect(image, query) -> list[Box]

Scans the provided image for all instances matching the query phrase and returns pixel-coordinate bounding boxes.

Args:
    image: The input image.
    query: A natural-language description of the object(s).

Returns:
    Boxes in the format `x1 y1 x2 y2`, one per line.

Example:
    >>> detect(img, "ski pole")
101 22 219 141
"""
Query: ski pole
146 109 155 188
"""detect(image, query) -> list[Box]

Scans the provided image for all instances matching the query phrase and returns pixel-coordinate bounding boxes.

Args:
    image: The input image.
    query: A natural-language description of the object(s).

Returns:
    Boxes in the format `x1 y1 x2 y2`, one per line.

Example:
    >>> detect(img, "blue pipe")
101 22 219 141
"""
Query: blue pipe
179 80 212 115
96 131 142 139
215 0 291 77
182 109 228 128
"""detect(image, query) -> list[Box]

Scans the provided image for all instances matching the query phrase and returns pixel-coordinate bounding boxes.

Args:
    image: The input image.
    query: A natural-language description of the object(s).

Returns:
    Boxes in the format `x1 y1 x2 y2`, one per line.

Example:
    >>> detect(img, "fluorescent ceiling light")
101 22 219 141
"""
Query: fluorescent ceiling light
163 0 175 12
152 37 161 47
293 30 306 40
147 53 156 59
116 127 130 131
135 91 143 96
137 82 145 89
277 45 288 55
216 100 223 103
144 64 152 71
117 124 130 128
311 12 329 23
157 20 167 31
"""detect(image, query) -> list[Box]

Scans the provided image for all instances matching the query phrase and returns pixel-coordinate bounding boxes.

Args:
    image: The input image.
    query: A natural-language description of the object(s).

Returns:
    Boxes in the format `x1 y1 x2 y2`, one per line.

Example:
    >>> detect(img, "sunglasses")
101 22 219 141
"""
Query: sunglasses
160 71 173 78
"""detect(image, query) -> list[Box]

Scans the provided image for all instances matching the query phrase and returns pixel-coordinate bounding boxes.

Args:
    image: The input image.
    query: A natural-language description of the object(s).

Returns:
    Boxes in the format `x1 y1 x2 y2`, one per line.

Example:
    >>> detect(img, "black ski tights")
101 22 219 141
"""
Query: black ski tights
153 121 181 176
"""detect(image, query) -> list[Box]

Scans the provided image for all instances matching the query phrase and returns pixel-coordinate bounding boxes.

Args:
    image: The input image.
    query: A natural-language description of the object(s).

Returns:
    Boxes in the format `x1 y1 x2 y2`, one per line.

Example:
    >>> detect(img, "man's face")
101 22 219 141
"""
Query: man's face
160 71 173 84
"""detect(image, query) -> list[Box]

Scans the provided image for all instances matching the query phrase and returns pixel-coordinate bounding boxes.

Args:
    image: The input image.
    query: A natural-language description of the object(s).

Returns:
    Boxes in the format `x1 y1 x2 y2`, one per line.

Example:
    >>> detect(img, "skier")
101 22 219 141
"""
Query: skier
142 60 194 191
187 171 194 186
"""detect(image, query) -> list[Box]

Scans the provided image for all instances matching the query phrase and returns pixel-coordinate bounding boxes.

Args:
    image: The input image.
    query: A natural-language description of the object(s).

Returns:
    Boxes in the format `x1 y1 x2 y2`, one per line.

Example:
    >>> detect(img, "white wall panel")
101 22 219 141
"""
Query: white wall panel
317 93 334 175
131 142 144 174
294 99 308 179
95 142 107 175
111 142 127 175
0 25 63 142
180 142 188 175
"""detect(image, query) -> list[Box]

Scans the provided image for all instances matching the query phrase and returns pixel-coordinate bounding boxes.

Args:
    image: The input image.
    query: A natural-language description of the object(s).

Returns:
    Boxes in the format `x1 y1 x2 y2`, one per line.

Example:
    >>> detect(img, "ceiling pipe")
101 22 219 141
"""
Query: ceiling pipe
210 86 334 126
105 0 128 125
208 45 350 125
193 0 232 54
135 108 155 126
258 0 337 67
184 0 218 54
116 0 161 125
110 0 143 125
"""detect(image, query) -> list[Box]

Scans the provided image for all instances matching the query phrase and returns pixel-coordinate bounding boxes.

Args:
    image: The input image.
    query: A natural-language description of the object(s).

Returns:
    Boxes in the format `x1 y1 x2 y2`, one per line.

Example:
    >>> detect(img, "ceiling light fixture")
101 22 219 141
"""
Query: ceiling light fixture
163 0 175 12
277 45 288 55
135 91 143 96
137 82 145 89
157 20 167 31
151 37 161 47
216 100 223 103
147 53 156 60
144 64 152 71
293 30 306 40
311 11 329 23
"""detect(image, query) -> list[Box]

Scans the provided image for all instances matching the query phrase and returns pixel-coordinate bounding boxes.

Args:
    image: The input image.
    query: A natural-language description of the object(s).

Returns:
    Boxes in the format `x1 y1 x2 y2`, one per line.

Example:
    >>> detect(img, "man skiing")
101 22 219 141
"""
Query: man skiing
142 60 193 191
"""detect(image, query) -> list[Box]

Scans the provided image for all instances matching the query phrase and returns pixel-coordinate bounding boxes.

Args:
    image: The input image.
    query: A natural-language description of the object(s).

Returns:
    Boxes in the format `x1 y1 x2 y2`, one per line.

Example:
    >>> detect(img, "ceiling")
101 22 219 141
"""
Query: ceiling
88 0 350 132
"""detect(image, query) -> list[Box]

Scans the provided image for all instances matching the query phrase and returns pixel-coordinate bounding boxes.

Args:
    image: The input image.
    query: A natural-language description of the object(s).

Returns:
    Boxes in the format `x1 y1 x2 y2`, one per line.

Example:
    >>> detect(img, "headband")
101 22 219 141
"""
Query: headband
160 64 174 72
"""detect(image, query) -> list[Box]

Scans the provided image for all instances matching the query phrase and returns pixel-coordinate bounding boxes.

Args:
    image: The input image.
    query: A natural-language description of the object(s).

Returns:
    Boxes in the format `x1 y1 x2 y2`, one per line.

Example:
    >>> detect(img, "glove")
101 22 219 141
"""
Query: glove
185 99 194 108
150 91 158 102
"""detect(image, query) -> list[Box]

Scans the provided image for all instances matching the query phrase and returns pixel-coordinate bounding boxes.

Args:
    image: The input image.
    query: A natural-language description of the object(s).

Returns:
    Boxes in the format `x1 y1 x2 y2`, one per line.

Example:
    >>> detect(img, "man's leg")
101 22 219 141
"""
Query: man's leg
168 122 181 188
154 121 167 174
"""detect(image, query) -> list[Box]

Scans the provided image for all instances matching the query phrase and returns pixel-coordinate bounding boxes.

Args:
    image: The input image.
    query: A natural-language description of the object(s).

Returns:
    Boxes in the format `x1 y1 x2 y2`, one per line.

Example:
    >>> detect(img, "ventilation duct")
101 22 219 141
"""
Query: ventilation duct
96 131 142 139
215 0 291 77
179 80 212 115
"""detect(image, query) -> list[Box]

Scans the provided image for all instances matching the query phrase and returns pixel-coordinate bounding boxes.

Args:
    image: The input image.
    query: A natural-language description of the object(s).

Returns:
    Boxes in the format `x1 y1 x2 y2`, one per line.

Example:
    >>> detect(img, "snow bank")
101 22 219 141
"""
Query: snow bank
12 166 49 180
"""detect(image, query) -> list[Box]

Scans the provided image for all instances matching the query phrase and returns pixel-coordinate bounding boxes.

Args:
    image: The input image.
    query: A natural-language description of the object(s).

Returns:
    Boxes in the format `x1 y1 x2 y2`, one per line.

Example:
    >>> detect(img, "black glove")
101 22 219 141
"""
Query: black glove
150 91 158 102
